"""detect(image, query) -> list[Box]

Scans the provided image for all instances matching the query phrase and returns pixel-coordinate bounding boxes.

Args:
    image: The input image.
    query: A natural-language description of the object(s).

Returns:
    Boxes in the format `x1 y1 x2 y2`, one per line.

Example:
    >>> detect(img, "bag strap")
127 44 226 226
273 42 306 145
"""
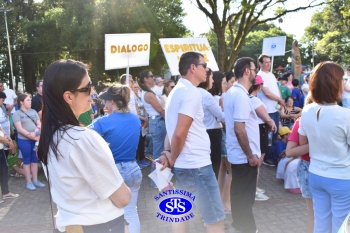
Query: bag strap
20 110 37 127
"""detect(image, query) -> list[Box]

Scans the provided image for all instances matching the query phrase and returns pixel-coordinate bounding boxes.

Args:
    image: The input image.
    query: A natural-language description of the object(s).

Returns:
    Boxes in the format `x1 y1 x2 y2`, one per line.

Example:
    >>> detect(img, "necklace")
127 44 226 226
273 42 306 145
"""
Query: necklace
319 102 337 106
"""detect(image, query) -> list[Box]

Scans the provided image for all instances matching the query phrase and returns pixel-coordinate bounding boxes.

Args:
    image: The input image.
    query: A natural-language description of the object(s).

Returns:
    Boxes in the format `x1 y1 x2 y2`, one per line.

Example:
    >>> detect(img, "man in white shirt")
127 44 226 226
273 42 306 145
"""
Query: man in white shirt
161 52 225 233
119 74 137 115
151 77 164 97
257 54 285 166
0 82 17 115
224 57 263 233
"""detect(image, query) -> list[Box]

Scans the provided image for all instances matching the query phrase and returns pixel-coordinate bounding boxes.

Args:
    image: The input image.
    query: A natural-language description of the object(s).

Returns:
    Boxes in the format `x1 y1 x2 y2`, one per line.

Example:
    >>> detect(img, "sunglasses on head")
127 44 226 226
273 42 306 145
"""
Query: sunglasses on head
72 82 92 94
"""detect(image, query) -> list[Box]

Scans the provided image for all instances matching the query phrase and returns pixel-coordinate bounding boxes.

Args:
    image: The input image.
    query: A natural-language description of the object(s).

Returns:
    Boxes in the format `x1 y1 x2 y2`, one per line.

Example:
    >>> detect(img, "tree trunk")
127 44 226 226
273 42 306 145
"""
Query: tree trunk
216 29 227 71
22 54 36 94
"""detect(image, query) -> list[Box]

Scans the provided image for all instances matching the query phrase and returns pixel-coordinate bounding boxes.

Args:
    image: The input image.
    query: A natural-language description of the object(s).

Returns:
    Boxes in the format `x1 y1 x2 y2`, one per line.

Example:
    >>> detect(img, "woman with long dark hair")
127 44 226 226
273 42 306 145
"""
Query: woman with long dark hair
137 70 166 188
13 93 45 191
37 59 130 233
198 69 225 177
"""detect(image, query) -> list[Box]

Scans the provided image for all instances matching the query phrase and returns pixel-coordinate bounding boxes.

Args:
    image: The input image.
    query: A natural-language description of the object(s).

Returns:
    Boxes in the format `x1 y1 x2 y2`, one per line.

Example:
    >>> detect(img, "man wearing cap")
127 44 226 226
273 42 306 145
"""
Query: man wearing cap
160 51 225 233
224 57 262 233
151 77 164 97
257 54 285 167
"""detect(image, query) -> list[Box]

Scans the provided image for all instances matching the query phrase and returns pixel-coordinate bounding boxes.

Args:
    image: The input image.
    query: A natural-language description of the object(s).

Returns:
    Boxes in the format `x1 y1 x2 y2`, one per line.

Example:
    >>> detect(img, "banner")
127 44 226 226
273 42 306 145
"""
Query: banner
262 36 286 56
159 38 219 76
105 33 150 70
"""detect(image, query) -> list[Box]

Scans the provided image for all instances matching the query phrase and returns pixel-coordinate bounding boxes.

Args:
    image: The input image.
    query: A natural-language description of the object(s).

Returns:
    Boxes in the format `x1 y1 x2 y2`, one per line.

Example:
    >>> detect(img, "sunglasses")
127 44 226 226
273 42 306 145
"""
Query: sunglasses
170 86 175 89
72 82 92 94
196 63 208 69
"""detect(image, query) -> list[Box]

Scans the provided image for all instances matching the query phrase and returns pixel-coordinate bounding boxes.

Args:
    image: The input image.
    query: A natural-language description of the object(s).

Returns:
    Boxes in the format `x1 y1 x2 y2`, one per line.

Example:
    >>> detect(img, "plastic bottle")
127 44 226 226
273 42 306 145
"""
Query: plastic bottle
268 131 273 146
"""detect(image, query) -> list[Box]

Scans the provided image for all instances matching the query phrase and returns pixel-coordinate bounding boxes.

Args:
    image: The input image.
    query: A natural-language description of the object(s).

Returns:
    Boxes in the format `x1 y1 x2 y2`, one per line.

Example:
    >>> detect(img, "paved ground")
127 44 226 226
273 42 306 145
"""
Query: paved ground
0 164 307 233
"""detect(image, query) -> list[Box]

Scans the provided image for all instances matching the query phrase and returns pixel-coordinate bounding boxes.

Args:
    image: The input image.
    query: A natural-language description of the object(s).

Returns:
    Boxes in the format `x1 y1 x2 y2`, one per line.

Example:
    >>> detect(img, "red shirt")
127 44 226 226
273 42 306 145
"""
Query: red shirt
288 119 310 161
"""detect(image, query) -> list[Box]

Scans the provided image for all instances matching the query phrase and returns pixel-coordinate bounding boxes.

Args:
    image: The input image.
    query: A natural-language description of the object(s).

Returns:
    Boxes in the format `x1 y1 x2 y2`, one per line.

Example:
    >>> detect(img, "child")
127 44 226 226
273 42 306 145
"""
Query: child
291 79 303 108
274 127 290 165
279 74 291 101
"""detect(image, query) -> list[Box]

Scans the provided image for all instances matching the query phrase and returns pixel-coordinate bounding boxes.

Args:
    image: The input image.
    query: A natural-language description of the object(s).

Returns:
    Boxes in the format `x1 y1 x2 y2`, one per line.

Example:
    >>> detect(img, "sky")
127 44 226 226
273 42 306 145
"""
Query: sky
182 0 324 41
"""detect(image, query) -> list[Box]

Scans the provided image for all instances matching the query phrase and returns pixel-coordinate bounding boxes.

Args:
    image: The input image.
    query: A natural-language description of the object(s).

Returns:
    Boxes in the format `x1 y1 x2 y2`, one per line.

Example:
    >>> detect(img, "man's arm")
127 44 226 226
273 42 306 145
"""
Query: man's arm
262 86 285 107
166 113 192 167
234 121 260 166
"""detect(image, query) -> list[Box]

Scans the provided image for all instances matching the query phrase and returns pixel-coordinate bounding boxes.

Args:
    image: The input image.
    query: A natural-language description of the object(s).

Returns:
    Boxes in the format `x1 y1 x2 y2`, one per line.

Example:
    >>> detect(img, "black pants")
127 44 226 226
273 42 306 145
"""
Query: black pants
0 149 9 195
136 131 145 161
82 215 125 233
231 163 257 233
206 128 222 178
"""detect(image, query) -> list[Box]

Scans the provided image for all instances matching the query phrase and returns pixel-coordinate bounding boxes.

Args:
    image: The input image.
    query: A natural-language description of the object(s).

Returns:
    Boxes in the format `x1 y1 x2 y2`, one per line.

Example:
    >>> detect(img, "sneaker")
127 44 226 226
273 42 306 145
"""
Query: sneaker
141 159 150 167
256 187 265 194
26 182 36 191
33 181 46 188
255 192 269 201
262 159 276 167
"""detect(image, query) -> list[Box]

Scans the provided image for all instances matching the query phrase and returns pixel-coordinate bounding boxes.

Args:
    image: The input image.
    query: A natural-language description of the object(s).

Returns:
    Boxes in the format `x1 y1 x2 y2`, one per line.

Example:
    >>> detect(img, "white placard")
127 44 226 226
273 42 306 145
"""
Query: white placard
262 36 287 56
159 38 219 76
105 33 150 70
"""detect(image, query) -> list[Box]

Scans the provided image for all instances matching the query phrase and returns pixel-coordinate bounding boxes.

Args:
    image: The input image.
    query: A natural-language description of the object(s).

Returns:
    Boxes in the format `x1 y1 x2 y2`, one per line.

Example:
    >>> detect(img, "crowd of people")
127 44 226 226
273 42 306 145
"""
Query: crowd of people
0 54 350 233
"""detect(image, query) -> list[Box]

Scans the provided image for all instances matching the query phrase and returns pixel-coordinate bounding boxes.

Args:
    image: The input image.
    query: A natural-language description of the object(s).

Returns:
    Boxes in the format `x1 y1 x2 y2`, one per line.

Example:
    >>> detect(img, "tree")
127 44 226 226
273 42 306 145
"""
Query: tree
193 0 326 71
302 0 350 66
0 0 189 92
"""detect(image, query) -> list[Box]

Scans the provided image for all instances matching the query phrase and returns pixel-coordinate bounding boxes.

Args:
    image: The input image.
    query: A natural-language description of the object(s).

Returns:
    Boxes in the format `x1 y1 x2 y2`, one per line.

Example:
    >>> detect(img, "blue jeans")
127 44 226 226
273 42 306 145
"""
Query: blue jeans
0 149 9 195
297 160 312 199
266 111 280 161
173 165 225 225
309 172 350 233
116 161 142 233
17 139 37 165
148 116 166 187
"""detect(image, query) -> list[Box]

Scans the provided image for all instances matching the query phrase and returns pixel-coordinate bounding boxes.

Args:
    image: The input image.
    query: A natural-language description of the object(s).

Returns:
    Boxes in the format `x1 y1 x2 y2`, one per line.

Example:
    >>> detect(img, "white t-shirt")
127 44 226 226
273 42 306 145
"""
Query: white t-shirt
165 78 211 169
250 95 266 125
197 88 224 129
257 71 280 113
299 103 350 179
152 85 164 97
301 83 309 97
129 91 137 115
47 126 124 231
224 83 261 164
3 89 17 114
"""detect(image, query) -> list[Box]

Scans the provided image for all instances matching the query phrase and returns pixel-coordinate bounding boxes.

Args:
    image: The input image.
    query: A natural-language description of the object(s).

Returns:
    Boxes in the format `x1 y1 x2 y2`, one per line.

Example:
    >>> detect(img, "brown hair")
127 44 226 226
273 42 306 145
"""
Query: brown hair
198 68 212 89
137 70 155 95
258 54 270 64
309 61 344 104
18 93 31 109
162 80 175 96
109 84 131 113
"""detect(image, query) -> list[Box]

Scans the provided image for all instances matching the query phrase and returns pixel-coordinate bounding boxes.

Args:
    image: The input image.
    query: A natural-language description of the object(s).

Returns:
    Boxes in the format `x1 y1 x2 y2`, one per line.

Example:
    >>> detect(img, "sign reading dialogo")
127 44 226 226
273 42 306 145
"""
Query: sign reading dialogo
105 33 151 70
159 38 219 76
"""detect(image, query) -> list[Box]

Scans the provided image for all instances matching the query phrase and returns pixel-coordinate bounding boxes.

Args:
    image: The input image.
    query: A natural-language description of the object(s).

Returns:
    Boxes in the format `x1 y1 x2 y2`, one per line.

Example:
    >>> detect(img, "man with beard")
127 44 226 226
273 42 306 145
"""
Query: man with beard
224 57 263 233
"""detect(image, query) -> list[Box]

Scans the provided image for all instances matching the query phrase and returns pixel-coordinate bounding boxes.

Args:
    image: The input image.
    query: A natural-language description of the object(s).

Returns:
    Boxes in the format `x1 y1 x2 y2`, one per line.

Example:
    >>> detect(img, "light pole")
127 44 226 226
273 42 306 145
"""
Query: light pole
0 8 14 89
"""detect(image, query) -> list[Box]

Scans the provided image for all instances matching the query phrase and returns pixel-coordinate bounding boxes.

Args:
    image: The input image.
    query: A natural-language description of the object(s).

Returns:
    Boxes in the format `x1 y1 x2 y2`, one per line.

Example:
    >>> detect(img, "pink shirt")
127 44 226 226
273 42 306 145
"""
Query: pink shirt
288 119 310 161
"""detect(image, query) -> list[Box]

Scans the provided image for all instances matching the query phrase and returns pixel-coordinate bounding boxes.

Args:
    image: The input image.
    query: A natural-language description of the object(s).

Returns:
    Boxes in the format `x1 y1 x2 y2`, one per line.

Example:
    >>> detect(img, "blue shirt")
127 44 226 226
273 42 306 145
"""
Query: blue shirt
291 87 303 108
88 112 140 163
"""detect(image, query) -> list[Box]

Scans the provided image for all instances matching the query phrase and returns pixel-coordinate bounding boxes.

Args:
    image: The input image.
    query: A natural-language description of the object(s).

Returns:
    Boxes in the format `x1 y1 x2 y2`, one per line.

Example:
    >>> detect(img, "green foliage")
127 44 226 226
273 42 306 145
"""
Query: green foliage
302 0 350 66
0 0 188 92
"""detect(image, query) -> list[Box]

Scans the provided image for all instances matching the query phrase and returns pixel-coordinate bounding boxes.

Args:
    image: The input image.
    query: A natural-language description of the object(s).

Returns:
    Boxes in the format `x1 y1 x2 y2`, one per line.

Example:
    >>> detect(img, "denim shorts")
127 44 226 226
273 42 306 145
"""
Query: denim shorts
297 159 312 198
173 165 225 224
